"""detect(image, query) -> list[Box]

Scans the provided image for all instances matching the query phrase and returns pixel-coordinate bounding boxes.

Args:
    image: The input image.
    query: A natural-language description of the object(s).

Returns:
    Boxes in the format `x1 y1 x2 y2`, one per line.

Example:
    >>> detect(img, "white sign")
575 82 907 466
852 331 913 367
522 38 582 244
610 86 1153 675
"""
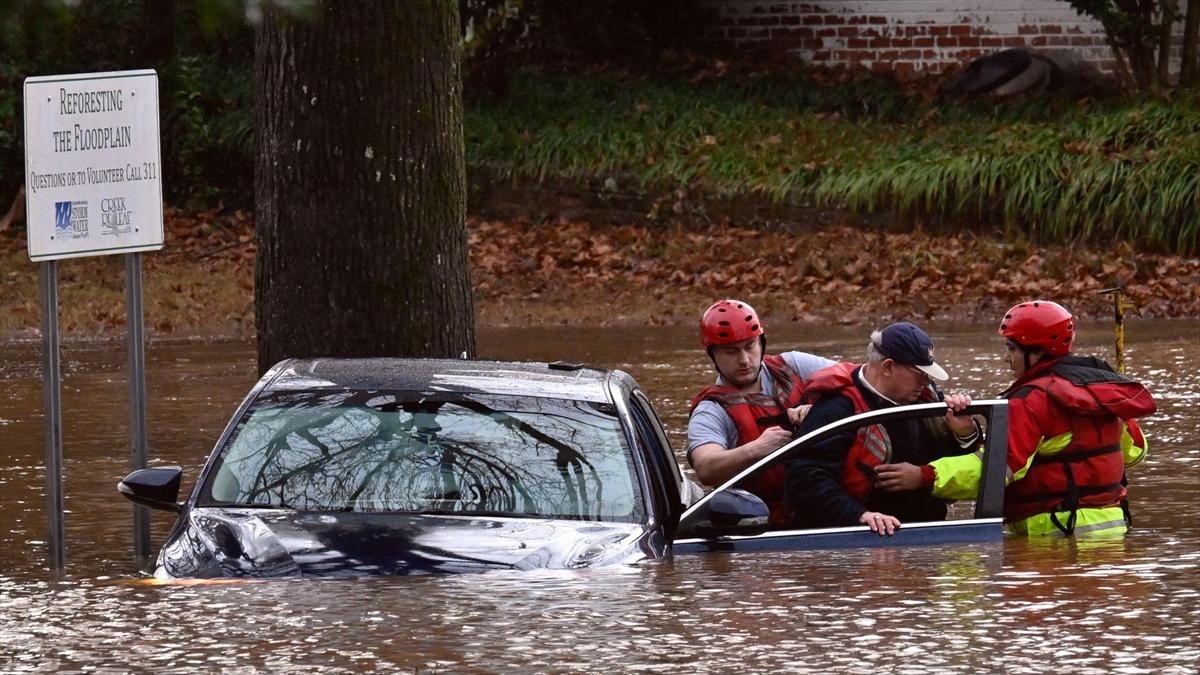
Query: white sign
24 70 164 261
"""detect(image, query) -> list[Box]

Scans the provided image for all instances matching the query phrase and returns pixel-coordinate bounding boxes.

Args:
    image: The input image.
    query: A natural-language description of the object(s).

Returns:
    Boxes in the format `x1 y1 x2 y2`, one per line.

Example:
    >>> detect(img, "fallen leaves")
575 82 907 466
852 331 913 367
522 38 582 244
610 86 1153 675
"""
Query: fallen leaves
468 217 1200 326
2 206 1196 336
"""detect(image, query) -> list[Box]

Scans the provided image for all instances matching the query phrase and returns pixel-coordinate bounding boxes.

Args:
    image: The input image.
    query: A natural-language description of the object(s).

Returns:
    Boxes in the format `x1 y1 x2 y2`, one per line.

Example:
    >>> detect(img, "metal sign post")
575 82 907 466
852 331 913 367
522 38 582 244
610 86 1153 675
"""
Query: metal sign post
126 252 150 566
24 70 164 573
39 261 65 574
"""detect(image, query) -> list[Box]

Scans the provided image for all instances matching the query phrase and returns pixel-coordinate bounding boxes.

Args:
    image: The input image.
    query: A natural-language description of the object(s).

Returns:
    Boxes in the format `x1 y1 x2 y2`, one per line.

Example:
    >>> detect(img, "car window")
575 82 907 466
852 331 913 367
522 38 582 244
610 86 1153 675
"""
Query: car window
627 392 682 527
723 403 997 529
199 389 643 522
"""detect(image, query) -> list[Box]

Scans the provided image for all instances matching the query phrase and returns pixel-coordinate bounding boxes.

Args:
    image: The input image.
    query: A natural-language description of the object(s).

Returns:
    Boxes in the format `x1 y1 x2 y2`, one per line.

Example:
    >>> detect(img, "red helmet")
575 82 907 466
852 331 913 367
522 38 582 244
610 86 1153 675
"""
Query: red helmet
998 300 1075 356
700 299 764 348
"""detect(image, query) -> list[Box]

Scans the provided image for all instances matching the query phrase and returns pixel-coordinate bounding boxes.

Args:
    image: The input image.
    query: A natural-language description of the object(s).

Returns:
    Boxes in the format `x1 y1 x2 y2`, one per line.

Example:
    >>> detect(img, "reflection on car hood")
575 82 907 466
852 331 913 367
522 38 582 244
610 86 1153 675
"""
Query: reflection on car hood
157 507 649 578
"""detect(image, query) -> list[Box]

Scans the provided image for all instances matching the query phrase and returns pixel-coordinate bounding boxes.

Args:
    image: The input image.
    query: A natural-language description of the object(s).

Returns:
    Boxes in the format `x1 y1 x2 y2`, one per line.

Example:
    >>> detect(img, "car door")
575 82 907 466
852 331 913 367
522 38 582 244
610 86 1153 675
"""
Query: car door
672 400 1009 553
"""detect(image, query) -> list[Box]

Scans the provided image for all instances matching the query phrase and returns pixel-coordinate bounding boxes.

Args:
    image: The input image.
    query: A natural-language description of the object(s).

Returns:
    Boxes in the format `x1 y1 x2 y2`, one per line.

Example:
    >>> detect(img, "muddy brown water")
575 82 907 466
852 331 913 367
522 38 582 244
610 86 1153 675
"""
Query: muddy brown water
1 321 1197 672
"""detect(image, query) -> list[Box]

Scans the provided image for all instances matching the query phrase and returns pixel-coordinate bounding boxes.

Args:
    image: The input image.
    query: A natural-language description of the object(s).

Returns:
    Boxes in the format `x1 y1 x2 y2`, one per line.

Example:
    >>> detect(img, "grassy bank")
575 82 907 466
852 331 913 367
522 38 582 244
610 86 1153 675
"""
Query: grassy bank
467 71 1200 254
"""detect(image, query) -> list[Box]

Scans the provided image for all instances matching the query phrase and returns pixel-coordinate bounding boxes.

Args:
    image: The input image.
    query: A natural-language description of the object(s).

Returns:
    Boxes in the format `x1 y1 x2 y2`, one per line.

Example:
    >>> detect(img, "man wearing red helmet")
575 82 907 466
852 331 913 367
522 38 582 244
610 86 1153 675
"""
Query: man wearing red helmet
875 300 1156 537
688 299 834 522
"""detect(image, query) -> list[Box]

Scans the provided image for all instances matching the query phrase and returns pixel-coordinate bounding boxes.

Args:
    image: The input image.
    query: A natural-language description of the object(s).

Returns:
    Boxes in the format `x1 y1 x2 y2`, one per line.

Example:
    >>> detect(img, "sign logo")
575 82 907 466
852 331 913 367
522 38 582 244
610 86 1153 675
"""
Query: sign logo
53 200 89 239
99 196 133 236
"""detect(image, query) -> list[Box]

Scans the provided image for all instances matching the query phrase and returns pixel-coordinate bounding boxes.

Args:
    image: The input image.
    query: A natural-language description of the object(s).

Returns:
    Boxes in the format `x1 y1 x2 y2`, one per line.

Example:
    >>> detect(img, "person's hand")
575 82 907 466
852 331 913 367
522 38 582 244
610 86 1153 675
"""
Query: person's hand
749 426 793 459
875 462 924 492
943 392 976 438
858 510 901 535
786 404 812 428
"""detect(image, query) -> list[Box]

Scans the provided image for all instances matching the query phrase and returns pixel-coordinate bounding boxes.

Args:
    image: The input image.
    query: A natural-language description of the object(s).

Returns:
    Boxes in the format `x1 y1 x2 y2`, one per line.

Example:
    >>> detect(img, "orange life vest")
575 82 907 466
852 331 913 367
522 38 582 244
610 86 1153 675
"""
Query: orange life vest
1002 357 1156 530
689 354 806 522
800 362 894 501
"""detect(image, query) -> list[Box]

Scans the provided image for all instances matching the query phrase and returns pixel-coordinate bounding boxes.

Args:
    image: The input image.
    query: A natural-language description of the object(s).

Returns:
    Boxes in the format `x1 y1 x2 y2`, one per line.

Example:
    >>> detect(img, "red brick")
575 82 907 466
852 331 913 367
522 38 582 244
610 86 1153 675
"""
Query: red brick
871 37 890 48
824 14 846 25
759 16 780 26
1004 37 1026 46
950 25 971 37
982 36 1004 47
848 15 868 25
937 36 958 47
930 26 949 36
913 37 934 47
838 26 856 37
1030 36 1048 46
957 49 983 59
816 28 837 37
923 49 936 58
900 49 922 59
1041 25 1063 34
812 50 831 61
868 15 886 24
848 38 868 48
1018 24 1039 35
803 15 823 25
781 15 800 25
958 36 980 47
1045 36 1070 46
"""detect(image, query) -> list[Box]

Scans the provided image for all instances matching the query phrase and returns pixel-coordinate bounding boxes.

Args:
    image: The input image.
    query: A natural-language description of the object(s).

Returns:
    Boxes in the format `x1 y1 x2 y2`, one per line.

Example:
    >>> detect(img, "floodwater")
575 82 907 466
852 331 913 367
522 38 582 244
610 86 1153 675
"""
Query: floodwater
0 321 1197 672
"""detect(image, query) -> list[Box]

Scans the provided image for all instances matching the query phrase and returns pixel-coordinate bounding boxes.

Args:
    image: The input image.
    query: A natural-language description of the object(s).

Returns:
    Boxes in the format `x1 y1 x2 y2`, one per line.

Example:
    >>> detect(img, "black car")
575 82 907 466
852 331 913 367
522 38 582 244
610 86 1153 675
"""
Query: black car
120 358 1008 578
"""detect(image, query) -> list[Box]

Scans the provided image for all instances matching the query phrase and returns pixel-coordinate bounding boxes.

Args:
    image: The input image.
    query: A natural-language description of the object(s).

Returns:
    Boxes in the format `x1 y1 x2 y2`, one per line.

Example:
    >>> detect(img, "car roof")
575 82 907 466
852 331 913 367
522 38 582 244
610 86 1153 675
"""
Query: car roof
261 357 628 403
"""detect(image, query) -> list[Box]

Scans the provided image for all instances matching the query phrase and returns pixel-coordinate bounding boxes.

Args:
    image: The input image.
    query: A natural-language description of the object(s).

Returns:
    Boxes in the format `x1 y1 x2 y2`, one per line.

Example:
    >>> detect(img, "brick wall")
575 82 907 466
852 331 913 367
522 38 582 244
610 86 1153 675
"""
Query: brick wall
698 0 1189 77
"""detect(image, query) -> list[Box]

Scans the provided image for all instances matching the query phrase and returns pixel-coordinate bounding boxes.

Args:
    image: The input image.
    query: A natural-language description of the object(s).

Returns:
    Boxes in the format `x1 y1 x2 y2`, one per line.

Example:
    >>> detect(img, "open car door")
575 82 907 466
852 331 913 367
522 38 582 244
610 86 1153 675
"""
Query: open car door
673 400 1009 553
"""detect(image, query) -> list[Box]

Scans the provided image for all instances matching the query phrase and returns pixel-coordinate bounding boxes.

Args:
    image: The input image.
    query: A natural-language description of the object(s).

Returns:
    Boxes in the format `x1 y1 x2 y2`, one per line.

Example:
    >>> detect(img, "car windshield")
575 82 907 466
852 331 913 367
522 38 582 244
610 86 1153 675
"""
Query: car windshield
198 389 642 522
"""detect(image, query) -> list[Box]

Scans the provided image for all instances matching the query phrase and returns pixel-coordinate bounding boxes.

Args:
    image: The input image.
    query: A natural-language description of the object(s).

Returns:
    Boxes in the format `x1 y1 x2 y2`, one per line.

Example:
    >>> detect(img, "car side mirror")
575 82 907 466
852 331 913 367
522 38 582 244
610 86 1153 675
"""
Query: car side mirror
677 488 770 538
118 467 183 513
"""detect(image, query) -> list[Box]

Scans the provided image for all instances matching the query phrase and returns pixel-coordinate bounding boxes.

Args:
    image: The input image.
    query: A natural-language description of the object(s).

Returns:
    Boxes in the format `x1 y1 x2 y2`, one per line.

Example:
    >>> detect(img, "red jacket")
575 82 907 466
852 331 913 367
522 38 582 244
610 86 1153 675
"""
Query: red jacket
690 354 806 522
1002 356 1156 524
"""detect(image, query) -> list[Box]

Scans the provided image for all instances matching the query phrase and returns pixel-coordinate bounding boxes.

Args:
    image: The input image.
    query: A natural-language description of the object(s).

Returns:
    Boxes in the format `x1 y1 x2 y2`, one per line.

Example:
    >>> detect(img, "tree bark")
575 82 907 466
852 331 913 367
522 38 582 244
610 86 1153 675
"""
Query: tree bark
1183 0 1200 86
255 0 475 374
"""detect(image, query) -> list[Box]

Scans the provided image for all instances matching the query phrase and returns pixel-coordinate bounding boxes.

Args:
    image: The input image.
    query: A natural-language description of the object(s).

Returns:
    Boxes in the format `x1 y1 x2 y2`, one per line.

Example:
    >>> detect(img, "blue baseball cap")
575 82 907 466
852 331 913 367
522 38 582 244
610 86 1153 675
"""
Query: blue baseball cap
874 322 948 381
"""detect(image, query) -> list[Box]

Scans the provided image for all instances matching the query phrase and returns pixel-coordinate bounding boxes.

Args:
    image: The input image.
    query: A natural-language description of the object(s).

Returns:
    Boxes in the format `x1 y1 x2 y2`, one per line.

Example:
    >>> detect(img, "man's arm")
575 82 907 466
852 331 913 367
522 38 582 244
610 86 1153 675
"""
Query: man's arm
878 390 1051 499
687 401 792 487
784 395 870 526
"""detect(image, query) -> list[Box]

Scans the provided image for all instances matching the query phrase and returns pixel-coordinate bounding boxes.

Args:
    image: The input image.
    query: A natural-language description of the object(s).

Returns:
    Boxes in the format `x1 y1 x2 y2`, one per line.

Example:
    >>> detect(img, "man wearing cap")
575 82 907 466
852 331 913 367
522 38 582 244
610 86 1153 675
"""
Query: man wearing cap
689 299 834 523
784 322 979 535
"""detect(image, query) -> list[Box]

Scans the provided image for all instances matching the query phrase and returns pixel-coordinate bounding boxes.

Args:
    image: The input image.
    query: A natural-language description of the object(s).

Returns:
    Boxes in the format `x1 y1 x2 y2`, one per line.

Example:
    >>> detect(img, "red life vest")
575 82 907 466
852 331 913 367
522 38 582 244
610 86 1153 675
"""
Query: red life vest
1002 357 1156 528
801 362 893 501
689 354 806 522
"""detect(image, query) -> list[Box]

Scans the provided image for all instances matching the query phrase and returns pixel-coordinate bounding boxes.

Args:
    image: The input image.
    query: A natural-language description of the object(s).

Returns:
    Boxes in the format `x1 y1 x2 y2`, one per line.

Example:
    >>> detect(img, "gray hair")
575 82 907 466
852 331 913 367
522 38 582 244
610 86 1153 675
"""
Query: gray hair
866 329 886 364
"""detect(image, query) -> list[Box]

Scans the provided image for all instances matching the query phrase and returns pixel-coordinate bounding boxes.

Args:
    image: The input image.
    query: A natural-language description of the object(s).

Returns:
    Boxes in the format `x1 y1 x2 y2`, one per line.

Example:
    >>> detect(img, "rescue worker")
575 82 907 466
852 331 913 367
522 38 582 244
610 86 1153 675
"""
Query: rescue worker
784 322 978 535
875 301 1155 537
687 299 834 522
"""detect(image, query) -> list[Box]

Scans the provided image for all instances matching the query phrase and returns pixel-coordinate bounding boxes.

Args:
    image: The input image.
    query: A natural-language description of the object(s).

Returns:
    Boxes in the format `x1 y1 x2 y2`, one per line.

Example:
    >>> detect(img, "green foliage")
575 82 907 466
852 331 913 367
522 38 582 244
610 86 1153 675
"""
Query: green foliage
0 0 255 207
466 71 1199 254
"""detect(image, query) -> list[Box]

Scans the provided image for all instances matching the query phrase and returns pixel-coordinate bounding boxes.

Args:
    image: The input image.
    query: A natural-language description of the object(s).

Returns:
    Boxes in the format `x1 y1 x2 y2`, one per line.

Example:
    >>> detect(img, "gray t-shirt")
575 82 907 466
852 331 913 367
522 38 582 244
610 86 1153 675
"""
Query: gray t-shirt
687 351 834 463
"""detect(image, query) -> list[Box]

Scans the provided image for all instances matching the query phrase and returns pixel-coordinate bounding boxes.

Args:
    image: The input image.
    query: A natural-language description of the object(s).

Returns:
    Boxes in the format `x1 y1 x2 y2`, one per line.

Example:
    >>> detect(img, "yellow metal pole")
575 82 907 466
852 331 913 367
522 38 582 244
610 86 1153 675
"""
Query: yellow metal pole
1097 287 1138 374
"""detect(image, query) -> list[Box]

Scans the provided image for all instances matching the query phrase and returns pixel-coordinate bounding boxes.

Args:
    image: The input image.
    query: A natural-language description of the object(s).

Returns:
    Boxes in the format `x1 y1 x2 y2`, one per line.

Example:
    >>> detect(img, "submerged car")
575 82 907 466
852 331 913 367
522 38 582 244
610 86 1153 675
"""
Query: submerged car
120 358 1009 578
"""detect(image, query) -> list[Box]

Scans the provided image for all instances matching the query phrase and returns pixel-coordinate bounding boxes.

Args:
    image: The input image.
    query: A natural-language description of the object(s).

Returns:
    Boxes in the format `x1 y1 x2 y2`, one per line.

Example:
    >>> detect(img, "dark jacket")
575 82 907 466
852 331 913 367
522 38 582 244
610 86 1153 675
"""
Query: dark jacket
785 365 971 527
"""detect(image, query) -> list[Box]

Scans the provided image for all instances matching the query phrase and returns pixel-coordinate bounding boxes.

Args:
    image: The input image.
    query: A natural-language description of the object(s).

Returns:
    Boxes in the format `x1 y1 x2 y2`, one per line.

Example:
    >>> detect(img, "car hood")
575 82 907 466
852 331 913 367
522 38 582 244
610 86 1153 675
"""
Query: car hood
157 507 651 578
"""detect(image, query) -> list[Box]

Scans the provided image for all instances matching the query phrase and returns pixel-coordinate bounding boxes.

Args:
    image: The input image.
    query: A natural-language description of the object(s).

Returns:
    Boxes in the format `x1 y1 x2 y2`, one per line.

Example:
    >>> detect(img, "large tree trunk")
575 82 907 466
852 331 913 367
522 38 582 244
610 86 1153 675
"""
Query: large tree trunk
1183 0 1200 86
255 0 475 374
